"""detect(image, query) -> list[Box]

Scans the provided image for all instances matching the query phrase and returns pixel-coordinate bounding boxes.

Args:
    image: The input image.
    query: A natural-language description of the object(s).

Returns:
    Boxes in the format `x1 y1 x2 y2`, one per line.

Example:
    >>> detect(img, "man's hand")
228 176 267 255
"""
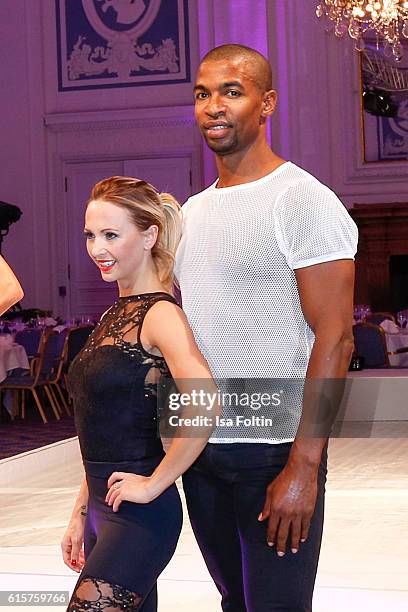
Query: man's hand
258 463 318 556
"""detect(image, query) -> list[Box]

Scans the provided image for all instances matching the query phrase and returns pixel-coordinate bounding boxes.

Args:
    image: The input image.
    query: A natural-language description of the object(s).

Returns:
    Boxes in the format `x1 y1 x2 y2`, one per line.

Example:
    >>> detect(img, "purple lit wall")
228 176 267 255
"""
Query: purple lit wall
0 0 407 313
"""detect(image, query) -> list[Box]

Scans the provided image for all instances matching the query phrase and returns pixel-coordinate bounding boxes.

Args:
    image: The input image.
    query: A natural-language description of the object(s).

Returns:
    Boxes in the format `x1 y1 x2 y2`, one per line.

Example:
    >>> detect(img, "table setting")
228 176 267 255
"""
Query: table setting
351 306 408 368
0 333 29 384
380 313 408 367
353 304 372 324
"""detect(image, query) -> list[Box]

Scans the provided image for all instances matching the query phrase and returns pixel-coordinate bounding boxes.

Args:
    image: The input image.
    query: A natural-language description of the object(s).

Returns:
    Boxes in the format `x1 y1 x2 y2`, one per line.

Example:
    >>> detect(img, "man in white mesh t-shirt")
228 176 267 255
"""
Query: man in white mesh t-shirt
175 44 358 612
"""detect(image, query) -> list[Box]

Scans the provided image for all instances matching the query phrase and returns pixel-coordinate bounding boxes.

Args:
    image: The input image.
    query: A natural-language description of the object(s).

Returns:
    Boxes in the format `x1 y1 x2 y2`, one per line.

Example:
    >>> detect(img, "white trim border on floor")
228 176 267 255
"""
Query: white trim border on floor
0 437 80 487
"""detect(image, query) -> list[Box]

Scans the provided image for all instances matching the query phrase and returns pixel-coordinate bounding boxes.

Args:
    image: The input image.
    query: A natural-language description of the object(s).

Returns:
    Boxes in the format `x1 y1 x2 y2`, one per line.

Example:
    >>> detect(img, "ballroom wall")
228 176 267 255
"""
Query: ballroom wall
1 0 407 312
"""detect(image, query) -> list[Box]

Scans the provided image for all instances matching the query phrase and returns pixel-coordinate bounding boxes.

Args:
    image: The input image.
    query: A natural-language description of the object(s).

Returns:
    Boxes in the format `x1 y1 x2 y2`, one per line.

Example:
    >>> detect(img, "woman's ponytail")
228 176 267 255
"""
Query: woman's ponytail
152 192 182 292
159 193 182 255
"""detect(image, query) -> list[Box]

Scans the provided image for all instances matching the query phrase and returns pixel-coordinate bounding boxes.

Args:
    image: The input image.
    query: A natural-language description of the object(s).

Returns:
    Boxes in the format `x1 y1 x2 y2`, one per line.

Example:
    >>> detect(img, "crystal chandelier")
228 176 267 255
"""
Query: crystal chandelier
316 1 408 61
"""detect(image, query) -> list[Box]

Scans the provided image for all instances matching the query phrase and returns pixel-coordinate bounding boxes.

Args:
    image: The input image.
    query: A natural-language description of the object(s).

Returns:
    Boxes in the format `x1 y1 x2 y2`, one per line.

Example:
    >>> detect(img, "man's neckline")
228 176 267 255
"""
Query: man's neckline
212 161 291 192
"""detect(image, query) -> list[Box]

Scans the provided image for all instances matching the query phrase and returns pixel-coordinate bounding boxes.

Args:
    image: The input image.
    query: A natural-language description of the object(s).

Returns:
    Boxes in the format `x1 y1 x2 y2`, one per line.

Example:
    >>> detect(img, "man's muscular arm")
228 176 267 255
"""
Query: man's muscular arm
259 259 355 555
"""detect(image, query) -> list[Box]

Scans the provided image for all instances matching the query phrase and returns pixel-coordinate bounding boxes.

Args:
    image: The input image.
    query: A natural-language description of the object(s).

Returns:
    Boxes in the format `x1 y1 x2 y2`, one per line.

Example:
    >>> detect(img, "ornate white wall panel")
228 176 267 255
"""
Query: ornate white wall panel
41 0 200 114
44 106 201 315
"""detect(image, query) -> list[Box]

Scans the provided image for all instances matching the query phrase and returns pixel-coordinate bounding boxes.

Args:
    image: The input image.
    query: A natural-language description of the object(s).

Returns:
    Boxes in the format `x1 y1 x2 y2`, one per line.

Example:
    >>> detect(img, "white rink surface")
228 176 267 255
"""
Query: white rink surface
1 432 407 611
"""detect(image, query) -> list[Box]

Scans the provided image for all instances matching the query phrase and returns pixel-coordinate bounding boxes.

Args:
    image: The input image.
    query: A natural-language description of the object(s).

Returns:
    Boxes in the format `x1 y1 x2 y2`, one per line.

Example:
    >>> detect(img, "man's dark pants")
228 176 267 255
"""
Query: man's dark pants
183 442 327 612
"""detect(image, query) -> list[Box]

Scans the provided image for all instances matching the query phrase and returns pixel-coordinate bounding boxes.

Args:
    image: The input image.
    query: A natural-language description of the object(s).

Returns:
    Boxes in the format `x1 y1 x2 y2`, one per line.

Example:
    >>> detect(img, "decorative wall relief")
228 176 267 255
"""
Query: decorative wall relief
56 0 190 91
361 41 408 162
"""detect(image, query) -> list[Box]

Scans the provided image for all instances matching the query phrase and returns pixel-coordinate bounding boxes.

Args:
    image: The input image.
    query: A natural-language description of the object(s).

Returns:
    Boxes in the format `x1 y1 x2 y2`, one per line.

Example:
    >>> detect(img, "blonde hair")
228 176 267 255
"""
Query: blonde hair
88 176 182 292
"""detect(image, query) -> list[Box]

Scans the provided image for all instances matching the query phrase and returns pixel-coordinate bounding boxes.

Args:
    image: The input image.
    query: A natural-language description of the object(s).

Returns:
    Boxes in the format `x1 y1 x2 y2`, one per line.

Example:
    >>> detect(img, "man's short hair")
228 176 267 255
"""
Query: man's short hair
200 44 273 92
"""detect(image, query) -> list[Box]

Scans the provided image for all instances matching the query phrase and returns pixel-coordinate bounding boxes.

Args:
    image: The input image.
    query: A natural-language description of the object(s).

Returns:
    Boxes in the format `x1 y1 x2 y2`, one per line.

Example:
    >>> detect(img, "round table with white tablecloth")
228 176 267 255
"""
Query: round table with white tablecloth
0 335 29 382
385 330 408 367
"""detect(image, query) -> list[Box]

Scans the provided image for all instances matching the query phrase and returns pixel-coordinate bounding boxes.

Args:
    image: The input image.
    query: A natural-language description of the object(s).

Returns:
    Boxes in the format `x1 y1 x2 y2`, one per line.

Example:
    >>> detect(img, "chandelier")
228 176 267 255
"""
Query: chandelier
316 1 408 61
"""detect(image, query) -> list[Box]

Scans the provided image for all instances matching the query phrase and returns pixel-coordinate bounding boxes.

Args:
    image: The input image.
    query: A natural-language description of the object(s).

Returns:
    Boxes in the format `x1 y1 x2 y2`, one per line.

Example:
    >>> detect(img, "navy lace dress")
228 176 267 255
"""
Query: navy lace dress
67 293 183 612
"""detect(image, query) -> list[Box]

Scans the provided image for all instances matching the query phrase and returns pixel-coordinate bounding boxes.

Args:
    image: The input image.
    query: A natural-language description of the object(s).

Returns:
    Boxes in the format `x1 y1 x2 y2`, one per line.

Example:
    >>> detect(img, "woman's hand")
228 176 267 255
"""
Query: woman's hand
61 508 87 573
106 472 154 511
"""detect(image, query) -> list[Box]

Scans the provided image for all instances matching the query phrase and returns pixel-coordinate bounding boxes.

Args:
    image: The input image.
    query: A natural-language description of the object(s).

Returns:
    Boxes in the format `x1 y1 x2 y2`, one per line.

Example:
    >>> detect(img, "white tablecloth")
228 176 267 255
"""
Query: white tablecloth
0 337 29 383
385 331 408 367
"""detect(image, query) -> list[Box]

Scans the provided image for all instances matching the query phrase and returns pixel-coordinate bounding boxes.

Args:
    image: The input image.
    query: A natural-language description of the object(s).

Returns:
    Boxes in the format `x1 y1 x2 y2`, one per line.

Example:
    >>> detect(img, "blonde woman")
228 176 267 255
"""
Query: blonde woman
0 256 23 315
62 177 217 611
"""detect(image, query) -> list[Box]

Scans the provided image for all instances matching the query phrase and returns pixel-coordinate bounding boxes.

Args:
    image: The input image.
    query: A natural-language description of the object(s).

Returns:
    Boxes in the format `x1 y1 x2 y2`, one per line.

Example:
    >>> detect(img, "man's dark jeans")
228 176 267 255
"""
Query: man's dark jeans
183 442 327 612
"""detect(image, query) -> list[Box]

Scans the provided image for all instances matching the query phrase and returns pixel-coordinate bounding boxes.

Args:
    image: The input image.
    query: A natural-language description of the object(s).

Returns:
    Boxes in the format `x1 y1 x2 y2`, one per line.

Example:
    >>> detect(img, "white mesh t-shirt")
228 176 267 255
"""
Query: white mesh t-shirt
175 162 358 444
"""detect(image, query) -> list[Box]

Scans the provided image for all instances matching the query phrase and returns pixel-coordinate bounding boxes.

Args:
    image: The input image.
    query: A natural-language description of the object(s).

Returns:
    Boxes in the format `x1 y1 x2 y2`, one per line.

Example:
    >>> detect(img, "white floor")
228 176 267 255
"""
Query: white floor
1 431 408 611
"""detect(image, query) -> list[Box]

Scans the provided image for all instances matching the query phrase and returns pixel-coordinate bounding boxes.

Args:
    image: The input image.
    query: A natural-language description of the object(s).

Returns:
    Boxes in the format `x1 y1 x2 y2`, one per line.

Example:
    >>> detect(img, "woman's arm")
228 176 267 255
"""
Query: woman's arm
106 301 220 511
61 478 89 572
0 256 24 315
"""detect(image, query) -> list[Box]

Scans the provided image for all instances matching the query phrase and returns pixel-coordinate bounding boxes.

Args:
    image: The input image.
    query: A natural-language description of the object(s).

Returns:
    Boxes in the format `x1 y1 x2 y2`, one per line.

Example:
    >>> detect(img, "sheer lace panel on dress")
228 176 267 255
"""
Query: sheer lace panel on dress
79 295 172 383
68 576 142 611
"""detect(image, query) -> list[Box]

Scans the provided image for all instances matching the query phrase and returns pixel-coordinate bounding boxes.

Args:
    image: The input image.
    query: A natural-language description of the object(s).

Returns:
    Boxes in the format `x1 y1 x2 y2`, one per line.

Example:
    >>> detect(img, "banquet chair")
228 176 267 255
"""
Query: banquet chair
63 325 94 399
46 329 70 416
365 312 396 325
353 323 408 368
0 330 65 423
14 328 43 357
14 328 43 373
